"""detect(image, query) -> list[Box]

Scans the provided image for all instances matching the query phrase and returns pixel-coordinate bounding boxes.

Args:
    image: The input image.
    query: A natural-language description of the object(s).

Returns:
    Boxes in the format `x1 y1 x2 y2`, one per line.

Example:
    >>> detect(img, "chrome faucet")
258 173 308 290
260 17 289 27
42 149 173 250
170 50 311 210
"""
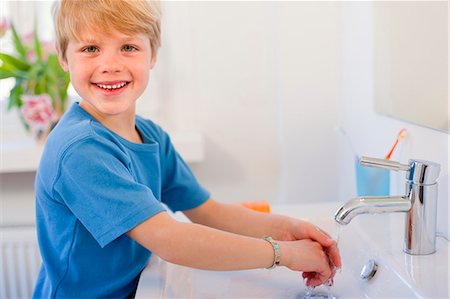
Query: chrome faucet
335 156 440 255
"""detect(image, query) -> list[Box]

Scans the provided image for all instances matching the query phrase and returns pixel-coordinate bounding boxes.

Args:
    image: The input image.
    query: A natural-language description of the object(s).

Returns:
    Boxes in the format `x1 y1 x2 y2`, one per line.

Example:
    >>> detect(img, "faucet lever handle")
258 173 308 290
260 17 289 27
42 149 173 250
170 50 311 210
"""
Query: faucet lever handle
360 156 410 172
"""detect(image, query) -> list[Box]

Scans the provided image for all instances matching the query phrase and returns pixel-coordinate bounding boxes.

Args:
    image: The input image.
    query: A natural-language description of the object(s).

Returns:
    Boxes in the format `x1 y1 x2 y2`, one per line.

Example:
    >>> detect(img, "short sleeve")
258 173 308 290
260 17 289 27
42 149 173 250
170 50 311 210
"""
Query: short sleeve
160 133 210 212
53 137 166 248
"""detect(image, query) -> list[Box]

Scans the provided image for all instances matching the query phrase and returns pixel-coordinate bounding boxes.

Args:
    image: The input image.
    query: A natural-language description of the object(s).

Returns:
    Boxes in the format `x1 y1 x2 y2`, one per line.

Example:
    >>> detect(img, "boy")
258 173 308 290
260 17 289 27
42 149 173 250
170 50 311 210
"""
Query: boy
33 0 341 298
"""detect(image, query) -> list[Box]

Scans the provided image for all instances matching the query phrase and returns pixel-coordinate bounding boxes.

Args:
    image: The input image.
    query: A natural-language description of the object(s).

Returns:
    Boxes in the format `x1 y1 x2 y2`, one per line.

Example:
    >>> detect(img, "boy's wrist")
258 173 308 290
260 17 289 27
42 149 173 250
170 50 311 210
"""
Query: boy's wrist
276 241 289 268
273 216 296 241
263 237 281 269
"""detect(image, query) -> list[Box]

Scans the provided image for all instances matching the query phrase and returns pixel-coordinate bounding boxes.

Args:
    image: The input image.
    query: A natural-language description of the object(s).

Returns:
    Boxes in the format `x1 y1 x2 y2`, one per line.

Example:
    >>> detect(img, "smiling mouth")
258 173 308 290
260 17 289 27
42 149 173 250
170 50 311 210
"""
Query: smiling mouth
95 82 129 90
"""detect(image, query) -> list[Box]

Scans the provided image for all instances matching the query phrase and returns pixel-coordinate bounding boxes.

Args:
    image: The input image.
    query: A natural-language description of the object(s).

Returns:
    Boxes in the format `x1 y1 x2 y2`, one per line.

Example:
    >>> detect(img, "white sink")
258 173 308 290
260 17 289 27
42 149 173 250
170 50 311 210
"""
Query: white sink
135 203 449 298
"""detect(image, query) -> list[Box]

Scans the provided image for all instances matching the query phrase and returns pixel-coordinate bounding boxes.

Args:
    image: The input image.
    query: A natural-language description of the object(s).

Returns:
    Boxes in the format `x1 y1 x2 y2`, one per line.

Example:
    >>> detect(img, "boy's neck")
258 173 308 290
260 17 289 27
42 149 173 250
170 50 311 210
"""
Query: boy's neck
79 101 143 144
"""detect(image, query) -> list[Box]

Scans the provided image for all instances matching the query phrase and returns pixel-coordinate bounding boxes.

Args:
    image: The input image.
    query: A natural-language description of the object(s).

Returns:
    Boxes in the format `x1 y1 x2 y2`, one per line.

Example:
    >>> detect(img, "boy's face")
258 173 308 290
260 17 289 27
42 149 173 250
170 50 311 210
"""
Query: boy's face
59 29 156 118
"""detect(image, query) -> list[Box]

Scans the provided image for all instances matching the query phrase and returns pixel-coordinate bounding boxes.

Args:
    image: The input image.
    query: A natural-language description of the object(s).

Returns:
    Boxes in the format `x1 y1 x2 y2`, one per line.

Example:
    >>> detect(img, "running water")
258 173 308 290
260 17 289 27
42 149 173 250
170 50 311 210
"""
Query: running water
297 223 343 299
335 223 342 244
332 223 343 274
299 283 339 299
298 275 339 299
334 223 343 260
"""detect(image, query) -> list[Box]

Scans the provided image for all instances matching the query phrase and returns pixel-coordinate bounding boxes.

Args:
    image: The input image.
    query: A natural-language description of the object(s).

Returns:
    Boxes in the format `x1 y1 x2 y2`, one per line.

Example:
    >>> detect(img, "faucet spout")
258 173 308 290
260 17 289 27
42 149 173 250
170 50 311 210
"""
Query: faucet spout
334 196 412 225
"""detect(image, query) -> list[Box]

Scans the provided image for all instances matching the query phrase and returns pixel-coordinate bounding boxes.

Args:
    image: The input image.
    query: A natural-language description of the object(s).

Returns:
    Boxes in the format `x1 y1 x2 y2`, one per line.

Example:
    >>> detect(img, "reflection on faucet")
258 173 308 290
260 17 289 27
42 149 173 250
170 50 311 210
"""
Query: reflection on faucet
335 156 440 255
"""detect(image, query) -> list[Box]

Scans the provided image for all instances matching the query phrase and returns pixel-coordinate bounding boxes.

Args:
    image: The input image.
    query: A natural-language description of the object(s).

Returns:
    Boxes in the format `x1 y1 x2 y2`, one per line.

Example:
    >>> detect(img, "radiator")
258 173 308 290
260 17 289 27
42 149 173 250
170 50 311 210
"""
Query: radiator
0 226 41 299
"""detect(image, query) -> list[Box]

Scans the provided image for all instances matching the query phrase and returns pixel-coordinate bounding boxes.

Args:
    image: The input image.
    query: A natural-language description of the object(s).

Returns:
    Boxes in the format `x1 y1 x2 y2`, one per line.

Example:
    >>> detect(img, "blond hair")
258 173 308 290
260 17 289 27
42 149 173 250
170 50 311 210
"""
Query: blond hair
53 0 161 60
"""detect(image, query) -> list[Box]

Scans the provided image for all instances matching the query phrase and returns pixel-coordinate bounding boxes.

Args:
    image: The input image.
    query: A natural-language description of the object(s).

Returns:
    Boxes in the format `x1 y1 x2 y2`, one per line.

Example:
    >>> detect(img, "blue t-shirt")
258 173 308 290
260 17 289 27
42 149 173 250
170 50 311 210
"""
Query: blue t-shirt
33 103 210 298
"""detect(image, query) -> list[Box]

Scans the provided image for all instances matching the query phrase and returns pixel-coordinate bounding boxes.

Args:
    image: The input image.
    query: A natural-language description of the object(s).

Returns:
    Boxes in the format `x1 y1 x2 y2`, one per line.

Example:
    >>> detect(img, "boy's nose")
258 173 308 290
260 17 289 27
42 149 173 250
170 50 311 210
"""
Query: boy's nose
98 53 124 73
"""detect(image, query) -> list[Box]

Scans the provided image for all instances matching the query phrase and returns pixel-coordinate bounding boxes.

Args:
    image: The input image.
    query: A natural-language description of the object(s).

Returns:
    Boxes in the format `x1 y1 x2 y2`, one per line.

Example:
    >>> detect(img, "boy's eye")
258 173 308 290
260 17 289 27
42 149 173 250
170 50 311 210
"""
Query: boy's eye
82 46 99 53
122 45 137 52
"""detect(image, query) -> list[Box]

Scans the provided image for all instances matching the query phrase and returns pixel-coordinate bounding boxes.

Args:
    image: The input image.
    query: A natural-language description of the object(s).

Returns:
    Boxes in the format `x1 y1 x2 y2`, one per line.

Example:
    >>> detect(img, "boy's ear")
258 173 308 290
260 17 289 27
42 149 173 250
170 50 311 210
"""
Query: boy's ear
56 48 69 72
150 54 157 70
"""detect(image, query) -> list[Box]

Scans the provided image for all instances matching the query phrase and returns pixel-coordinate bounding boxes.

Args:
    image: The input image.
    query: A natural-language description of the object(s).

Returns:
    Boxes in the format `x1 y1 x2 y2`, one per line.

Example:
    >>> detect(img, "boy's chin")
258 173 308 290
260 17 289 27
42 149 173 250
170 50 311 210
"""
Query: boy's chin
81 100 136 117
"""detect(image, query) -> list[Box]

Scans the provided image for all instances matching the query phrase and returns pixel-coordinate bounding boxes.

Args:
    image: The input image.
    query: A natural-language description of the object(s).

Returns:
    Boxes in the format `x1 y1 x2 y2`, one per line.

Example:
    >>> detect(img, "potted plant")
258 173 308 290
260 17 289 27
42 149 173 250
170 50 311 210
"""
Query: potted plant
0 19 70 142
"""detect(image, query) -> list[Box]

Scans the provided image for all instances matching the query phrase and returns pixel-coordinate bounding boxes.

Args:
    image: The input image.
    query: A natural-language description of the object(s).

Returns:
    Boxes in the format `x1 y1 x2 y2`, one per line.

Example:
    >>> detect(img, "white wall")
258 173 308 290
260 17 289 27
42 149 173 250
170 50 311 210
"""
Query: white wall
1 2 448 241
158 2 281 203
139 2 342 204
274 2 341 204
336 2 449 239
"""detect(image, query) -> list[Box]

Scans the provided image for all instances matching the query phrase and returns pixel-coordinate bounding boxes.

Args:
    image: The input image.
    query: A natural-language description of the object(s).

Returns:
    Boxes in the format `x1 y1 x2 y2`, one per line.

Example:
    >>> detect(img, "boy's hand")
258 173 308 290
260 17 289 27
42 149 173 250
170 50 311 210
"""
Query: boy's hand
280 218 342 272
278 239 334 287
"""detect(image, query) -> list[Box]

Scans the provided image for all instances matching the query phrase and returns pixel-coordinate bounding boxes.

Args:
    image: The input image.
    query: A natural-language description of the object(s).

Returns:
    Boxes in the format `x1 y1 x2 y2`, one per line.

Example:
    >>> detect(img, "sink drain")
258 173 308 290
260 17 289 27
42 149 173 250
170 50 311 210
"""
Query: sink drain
360 259 378 281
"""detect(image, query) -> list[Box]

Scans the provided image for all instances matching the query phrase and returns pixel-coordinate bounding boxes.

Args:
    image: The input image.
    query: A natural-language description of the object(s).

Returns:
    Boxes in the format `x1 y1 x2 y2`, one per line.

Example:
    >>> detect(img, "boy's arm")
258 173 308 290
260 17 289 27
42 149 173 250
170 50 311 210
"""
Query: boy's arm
127 211 333 286
183 198 341 269
183 199 291 239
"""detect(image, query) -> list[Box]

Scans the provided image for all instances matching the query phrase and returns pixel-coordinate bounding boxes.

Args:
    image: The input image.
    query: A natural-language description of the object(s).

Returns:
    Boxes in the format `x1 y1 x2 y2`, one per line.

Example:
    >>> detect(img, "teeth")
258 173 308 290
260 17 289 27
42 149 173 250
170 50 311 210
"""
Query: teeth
97 82 127 90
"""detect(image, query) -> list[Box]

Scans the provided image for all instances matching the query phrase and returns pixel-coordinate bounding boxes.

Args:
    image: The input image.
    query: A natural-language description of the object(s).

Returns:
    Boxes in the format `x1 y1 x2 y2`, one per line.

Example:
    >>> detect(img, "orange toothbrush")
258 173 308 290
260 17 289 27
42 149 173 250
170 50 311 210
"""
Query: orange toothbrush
385 128 407 160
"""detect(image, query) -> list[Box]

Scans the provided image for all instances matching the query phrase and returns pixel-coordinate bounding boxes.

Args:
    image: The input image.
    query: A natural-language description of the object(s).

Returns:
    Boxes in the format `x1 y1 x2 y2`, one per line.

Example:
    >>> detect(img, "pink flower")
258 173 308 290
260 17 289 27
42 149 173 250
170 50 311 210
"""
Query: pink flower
20 94 59 130
0 17 9 38
22 32 34 43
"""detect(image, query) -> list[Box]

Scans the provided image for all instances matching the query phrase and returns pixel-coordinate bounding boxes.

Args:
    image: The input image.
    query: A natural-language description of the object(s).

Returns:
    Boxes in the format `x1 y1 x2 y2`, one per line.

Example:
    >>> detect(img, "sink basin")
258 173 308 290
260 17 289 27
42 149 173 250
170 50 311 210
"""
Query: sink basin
135 203 448 298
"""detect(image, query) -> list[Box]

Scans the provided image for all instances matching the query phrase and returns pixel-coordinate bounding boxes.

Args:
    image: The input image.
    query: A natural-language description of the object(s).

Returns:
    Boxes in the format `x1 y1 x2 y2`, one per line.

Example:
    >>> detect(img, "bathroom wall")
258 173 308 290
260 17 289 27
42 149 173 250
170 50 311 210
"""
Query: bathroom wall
139 1 342 204
150 2 282 203
154 1 449 238
336 3 449 239
1 2 448 241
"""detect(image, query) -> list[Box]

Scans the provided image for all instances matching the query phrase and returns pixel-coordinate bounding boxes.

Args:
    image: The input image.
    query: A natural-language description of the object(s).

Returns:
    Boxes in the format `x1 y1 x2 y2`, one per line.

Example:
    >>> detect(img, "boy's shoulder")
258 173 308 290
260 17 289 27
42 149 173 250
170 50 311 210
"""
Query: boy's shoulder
47 103 96 150
37 103 102 184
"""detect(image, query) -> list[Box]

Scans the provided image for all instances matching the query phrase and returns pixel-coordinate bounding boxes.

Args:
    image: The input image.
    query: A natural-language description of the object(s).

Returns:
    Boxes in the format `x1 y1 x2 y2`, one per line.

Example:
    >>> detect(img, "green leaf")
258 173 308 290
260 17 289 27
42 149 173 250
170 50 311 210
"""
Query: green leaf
45 67 58 85
0 69 17 79
11 24 27 60
24 63 43 93
7 79 24 110
46 54 71 105
47 54 61 71
0 68 27 80
0 63 17 74
0 53 31 71
33 30 43 62
36 71 47 94
0 68 18 80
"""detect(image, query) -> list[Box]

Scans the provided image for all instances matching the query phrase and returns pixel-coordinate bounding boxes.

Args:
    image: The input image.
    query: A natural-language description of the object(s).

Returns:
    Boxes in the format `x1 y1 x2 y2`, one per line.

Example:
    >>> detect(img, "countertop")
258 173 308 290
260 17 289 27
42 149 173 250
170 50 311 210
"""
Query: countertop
135 202 449 299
